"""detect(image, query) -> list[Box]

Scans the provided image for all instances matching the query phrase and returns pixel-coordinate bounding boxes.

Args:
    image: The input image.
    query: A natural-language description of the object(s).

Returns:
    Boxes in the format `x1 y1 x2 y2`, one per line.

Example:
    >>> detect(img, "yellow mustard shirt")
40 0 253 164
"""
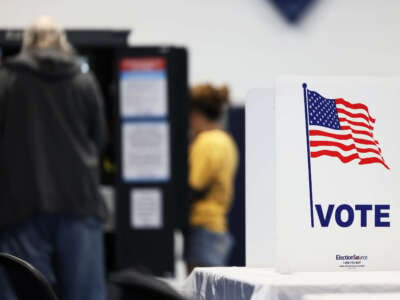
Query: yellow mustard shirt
189 129 238 233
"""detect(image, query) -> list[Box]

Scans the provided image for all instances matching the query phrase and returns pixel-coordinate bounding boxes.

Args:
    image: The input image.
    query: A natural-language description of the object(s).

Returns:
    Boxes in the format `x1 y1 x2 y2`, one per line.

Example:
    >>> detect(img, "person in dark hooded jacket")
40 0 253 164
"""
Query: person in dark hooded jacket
0 16 107 300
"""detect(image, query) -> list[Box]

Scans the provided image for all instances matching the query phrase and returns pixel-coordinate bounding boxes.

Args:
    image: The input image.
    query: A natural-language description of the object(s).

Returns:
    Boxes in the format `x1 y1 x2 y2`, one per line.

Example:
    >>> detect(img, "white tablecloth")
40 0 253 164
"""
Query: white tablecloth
302 293 400 300
183 267 400 300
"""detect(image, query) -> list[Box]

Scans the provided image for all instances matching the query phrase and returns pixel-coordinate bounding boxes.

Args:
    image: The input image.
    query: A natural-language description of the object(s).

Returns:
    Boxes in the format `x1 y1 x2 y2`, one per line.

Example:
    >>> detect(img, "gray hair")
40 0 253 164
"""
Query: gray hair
22 16 73 53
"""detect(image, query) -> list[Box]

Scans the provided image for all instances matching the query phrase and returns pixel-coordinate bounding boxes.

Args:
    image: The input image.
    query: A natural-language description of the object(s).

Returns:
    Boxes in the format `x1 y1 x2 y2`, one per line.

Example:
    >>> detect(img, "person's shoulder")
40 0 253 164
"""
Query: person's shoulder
206 130 234 143
195 130 234 148
195 130 218 144
73 69 95 84
72 70 100 93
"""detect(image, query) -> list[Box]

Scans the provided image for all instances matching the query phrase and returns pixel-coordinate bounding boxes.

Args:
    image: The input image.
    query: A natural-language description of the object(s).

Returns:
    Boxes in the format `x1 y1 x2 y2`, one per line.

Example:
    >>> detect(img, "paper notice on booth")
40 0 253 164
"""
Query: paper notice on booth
122 122 170 182
130 188 163 229
119 57 167 117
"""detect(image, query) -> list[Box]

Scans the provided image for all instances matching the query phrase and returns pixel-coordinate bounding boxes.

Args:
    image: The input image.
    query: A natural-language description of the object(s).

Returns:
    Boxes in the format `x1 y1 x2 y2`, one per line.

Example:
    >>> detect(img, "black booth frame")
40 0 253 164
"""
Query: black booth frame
114 47 188 276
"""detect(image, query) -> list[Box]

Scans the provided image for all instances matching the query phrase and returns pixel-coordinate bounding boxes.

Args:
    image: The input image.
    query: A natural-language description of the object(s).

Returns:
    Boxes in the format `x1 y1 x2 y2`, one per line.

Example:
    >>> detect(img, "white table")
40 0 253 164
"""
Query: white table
184 268 400 300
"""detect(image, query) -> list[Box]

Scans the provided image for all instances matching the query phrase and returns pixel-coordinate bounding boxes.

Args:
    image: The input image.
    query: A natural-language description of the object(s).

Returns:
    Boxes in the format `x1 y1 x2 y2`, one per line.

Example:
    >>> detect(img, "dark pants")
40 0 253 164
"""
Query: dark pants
0 213 106 300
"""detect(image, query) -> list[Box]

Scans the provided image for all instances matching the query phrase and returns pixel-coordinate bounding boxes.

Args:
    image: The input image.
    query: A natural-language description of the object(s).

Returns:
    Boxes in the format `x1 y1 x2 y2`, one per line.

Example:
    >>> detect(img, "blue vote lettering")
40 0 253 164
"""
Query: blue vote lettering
315 204 390 227
375 205 390 227
315 204 334 227
355 204 373 227
335 204 354 227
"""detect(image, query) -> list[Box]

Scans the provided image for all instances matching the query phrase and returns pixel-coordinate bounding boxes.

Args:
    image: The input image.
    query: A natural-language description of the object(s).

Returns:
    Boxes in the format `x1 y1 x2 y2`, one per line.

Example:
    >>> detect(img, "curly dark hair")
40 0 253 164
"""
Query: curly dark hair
190 83 230 121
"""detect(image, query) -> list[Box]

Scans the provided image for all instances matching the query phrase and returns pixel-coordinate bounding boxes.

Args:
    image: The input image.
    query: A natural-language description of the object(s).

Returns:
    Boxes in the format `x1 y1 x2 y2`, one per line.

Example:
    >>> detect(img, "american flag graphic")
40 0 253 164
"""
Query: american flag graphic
306 89 389 169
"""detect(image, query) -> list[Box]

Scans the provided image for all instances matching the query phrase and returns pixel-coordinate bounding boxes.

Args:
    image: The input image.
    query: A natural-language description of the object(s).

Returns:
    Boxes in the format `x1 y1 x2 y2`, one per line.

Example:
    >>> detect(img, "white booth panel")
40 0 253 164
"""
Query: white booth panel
245 89 275 267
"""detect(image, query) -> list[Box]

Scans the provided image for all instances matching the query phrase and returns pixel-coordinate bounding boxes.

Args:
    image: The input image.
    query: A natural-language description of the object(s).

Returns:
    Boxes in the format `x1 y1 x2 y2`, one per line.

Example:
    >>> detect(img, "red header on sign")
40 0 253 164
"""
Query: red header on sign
120 57 166 71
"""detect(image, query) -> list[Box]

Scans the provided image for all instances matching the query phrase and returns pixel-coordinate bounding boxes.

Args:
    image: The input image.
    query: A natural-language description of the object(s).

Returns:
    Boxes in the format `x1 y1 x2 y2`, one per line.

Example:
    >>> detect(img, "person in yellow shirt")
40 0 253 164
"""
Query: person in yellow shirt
186 83 239 273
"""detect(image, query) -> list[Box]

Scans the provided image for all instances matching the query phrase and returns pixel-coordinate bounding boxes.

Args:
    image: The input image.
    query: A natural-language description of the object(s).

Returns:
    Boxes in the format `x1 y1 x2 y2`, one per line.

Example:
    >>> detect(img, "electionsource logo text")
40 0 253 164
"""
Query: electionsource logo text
336 254 368 268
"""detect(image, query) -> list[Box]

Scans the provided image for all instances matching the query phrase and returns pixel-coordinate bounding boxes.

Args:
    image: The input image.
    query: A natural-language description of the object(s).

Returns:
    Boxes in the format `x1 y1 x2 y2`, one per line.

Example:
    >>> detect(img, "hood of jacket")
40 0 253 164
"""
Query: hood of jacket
4 48 82 79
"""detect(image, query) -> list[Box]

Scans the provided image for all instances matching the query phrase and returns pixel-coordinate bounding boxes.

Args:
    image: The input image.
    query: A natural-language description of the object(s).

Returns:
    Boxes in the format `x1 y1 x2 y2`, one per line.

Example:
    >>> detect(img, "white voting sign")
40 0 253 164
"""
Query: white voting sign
274 77 400 272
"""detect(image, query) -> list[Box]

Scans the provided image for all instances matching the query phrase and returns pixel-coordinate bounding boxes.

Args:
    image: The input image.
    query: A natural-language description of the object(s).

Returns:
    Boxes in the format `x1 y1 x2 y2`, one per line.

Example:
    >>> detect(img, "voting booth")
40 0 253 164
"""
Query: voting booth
115 47 188 276
0 30 189 276
184 76 400 299
246 77 400 272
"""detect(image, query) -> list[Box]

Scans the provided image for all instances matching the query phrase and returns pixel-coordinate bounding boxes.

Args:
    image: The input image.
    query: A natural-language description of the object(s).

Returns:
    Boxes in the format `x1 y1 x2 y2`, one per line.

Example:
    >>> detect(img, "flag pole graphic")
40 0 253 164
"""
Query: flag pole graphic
303 83 315 227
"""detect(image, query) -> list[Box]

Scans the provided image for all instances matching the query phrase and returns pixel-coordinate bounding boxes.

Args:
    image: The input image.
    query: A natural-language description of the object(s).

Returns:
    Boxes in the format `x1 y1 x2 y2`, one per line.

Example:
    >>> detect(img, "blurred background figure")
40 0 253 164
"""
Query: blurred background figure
186 83 239 273
0 16 107 300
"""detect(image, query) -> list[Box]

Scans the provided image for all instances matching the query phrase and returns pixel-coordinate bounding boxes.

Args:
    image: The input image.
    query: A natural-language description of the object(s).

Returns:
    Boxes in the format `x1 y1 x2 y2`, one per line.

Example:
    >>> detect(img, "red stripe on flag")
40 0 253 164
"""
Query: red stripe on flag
335 98 376 122
340 126 373 138
310 150 360 163
311 134 381 152
310 131 379 147
336 108 375 124
338 118 374 130
309 141 382 156
357 147 382 155
311 149 389 169
352 137 380 146
359 157 390 169
309 130 352 140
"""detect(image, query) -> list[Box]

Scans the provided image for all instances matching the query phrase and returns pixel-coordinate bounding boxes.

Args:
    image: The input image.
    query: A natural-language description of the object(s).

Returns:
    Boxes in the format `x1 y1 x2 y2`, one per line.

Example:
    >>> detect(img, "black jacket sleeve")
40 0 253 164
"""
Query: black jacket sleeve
0 68 9 139
84 72 108 152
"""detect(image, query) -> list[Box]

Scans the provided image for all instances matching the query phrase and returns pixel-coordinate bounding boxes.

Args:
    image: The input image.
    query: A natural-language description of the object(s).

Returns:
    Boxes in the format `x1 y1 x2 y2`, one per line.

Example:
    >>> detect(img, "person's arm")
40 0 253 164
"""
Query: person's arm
84 72 107 152
189 137 218 200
